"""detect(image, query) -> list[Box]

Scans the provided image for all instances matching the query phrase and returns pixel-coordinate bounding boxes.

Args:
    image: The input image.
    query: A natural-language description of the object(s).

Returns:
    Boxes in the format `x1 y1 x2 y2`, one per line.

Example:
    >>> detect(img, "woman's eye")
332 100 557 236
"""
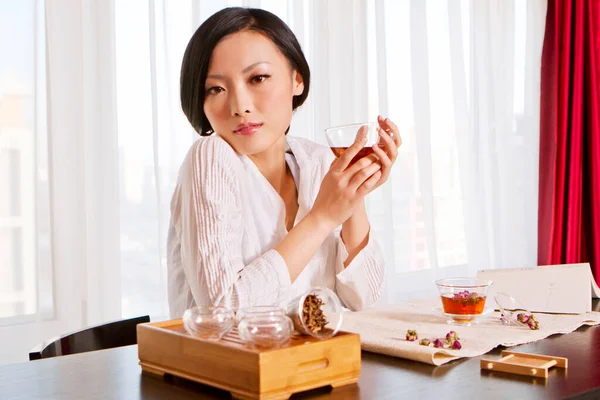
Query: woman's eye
251 75 270 84
205 86 224 95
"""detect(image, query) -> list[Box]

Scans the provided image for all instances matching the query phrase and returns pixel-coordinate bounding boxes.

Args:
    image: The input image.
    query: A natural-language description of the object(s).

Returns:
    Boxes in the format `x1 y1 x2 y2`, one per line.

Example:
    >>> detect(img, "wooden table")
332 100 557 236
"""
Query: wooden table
2 313 600 400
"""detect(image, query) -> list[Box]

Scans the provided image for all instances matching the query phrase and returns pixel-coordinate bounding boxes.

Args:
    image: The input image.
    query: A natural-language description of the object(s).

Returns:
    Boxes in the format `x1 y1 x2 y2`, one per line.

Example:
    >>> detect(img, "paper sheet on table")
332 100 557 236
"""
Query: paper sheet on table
476 263 598 314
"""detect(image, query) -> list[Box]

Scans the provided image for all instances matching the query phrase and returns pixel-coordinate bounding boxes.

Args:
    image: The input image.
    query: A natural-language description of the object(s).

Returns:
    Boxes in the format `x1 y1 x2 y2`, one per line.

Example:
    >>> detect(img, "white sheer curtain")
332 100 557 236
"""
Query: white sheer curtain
0 0 122 365
0 0 547 364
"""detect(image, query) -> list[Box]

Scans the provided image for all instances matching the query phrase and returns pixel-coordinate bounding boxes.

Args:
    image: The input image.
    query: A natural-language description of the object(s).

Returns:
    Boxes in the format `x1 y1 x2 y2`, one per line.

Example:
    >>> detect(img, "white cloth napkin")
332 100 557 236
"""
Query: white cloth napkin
341 297 600 366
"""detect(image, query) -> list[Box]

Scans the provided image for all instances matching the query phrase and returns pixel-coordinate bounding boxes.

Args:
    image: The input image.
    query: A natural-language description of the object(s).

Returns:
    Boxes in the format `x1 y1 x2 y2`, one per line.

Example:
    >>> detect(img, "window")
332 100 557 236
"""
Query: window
0 0 51 322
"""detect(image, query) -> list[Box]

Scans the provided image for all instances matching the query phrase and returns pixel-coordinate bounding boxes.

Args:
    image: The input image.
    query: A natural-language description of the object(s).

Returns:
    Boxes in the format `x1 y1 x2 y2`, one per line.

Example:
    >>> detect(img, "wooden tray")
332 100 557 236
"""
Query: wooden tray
480 351 568 378
137 319 361 400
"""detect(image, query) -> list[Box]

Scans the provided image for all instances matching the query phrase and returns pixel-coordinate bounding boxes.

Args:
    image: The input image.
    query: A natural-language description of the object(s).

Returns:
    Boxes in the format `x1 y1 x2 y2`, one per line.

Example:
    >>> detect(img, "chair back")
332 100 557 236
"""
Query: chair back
29 315 150 360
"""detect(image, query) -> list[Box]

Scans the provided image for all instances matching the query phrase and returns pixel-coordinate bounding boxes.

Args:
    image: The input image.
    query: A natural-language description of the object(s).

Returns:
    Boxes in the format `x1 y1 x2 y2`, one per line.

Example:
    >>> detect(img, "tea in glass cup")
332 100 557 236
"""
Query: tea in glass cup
325 122 384 165
435 278 493 325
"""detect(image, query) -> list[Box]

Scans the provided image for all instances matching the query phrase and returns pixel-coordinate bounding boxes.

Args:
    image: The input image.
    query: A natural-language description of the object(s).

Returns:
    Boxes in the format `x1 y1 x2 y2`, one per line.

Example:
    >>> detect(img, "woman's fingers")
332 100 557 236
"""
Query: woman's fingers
342 152 378 176
387 118 402 147
378 115 402 149
377 115 402 148
347 160 382 192
327 116 401 202
371 142 392 187
369 115 401 190
330 125 368 172
377 127 398 162
356 170 383 197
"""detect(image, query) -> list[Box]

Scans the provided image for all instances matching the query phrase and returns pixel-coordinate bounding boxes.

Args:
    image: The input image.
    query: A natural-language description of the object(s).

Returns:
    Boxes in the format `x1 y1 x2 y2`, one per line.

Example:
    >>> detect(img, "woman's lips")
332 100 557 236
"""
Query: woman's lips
234 123 263 136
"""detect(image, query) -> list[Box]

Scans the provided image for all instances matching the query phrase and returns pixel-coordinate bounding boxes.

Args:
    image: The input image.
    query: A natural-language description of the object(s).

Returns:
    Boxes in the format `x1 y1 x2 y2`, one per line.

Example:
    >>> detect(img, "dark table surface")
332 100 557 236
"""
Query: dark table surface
2 304 600 400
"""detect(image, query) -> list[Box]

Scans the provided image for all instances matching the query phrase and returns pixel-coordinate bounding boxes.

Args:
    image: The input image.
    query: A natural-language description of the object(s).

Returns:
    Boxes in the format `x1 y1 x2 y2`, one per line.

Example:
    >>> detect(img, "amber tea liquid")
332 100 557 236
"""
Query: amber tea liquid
330 145 385 165
441 294 486 315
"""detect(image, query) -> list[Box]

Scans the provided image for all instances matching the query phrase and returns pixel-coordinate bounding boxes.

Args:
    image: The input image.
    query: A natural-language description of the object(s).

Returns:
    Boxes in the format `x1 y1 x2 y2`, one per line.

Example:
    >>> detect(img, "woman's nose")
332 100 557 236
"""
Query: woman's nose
229 86 253 116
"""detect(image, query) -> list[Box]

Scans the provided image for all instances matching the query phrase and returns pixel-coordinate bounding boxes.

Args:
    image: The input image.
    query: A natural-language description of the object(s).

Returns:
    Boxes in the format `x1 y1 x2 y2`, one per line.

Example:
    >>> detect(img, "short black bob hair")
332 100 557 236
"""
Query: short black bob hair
180 7 311 136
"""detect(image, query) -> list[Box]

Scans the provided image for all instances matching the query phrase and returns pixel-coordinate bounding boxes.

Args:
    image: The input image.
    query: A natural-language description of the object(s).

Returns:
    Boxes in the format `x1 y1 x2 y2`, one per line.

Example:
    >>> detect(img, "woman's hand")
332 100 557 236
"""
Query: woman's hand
371 115 402 190
311 116 402 230
338 116 402 264
311 126 383 228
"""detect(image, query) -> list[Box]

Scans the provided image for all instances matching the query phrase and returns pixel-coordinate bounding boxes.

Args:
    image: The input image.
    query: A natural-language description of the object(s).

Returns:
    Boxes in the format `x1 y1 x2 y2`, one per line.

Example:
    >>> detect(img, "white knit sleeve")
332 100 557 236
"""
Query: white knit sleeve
175 137 291 310
334 231 385 310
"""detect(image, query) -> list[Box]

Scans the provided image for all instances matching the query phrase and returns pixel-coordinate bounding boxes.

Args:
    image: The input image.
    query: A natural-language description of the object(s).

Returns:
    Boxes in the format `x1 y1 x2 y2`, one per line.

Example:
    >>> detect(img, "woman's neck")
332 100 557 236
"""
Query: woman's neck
248 135 291 195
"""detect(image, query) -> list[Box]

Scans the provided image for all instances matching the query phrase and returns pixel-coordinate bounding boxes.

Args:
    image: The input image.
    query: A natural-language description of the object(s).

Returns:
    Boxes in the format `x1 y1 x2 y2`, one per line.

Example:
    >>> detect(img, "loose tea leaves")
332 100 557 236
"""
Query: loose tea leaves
303 294 328 333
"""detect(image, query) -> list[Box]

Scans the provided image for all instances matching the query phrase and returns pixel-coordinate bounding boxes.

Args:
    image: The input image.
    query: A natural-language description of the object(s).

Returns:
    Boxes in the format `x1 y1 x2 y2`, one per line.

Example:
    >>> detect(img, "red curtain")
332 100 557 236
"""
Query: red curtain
538 0 600 283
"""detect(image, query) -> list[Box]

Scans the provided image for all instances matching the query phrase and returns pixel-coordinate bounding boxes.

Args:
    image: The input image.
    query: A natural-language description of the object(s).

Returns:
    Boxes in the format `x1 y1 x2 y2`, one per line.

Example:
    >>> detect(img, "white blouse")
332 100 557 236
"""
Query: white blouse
167 134 385 318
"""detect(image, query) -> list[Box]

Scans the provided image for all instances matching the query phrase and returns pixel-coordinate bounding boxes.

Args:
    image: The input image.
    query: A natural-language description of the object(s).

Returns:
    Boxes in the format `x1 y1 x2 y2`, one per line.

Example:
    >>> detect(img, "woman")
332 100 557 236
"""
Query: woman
168 7 401 318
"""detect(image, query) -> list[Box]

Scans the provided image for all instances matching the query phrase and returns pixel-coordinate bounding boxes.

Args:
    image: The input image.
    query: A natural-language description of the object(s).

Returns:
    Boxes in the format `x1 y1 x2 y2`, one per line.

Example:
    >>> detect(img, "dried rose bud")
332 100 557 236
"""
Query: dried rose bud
517 313 531 324
451 340 462 350
446 331 460 341
419 338 431 346
453 290 471 299
527 320 539 330
433 338 444 348
406 329 418 341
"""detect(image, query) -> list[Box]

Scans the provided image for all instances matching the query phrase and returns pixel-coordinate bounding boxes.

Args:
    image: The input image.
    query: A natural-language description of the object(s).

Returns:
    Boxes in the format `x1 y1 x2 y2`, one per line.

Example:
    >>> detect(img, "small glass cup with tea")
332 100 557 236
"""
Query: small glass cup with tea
324 122 384 165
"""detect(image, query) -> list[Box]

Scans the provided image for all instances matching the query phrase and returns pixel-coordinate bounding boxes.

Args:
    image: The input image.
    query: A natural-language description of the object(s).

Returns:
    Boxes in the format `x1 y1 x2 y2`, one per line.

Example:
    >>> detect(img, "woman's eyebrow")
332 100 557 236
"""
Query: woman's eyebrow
207 61 271 80
242 61 270 73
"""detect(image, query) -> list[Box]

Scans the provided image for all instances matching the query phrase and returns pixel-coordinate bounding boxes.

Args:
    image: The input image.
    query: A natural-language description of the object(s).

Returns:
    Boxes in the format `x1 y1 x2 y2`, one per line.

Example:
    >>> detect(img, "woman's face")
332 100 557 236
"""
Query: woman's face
203 30 304 156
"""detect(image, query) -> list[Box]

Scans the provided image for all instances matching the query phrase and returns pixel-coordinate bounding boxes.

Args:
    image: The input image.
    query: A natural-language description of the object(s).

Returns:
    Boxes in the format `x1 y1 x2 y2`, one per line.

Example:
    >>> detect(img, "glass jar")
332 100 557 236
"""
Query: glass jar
286 286 343 340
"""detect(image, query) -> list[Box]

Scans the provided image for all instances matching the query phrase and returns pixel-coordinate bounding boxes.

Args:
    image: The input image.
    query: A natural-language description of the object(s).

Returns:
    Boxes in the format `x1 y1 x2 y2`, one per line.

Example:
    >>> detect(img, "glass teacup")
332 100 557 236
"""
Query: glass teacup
182 306 235 340
435 277 493 325
235 305 285 325
324 122 383 165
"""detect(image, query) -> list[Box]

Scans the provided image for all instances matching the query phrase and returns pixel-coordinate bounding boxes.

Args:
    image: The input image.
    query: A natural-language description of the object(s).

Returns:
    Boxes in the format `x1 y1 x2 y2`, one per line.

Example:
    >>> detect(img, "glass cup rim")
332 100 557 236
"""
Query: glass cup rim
235 305 285 323
239 314 293 327
434 277 493 288
494 292 530 311
183 306 235 339
238 315 293 349
324 121 379 134
236 305 284 314
184 306 234 316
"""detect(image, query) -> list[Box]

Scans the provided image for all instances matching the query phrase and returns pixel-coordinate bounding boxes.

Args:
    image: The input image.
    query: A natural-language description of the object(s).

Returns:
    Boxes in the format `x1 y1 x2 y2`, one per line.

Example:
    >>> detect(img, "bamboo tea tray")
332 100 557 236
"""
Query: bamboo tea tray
137 319 361 400
480 351 568 378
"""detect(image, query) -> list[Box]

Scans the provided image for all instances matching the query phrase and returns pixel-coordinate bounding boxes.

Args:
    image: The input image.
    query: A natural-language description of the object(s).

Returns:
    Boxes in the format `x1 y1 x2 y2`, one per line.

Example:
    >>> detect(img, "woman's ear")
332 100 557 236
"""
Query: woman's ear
292 70 304 96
